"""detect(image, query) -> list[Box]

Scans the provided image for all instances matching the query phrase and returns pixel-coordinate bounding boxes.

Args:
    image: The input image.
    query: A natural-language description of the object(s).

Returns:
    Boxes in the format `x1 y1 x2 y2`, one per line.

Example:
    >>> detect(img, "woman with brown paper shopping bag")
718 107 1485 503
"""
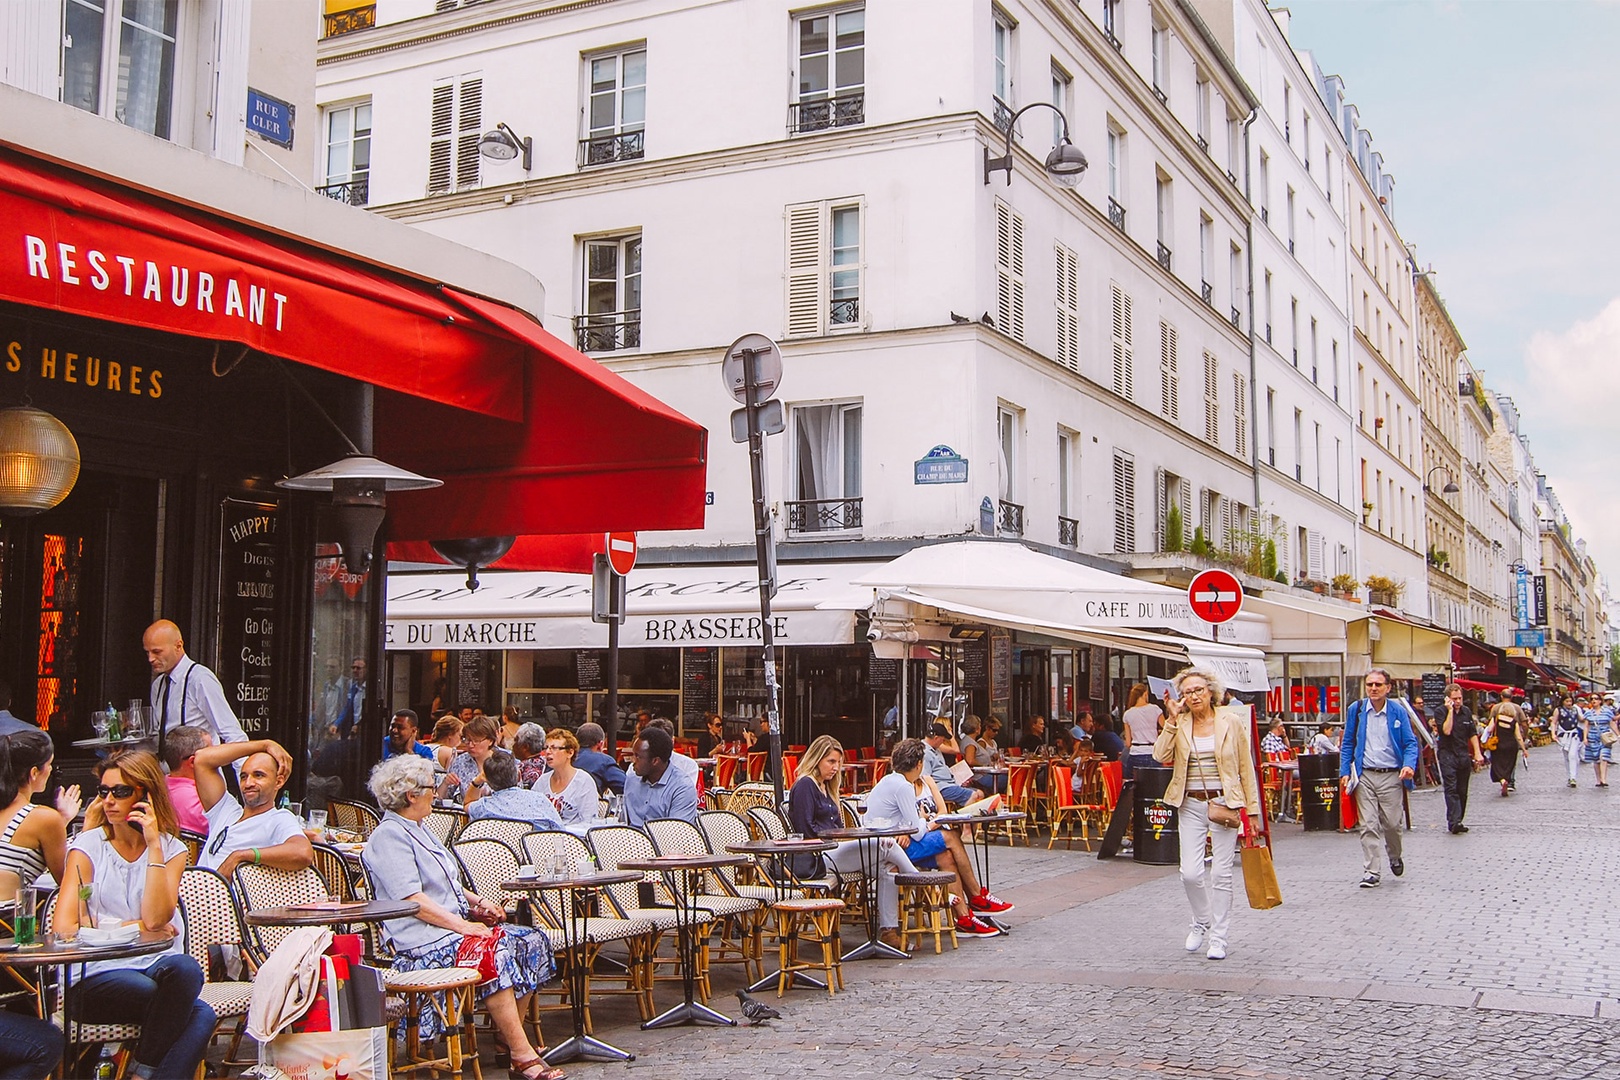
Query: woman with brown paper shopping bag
1153 666 1262 961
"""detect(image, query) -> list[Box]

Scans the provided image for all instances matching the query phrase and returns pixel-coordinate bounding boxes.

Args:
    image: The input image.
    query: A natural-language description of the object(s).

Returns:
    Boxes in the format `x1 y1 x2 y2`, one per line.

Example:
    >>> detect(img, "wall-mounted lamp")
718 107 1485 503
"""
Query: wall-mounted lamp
478 122 532 171
0 406 80 514
1424 465 1460 495
984 101 1088 188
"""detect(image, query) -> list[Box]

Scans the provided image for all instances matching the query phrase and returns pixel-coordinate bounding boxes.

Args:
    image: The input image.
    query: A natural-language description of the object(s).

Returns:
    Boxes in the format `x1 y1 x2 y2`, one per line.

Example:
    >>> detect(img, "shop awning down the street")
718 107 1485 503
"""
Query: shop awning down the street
0 148 707 544
384 563 872 650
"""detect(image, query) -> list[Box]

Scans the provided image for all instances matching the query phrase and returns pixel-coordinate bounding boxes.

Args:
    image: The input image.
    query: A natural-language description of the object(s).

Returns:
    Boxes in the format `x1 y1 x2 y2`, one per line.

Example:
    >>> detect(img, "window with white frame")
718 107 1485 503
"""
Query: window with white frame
576 233 642 353
1258 151 1270 222
320 100 371 206
1050 64 1072 147
582 46 646 165
62 0 179 139
428 74 482 195
997 406 1022 511
1151 24 1169 98
790 401 862 534
1106 124 1125 208
1158 320 1179 422
1266 387 1276 467
1057 429 1077 524
1155 172 1172 263
1229 245 1242 324
784 199 863 337
994 200 1026 342
1198 214 1213 298
992 9 1015 129
1113 450 1136 553
1194 74 1211 148
1156 469 1190 551
1054 243 1080 373
1110 282 1134 399
793 7 865 133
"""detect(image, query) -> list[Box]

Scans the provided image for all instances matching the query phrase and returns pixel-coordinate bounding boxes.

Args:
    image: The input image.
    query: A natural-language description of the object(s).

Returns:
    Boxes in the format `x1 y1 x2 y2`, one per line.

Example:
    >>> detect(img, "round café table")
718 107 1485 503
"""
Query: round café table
246 898 419 928
71 736 157 750
503 871 643 1066
1 929 173 1077
934 810 1027 932
816 824 917 961
724 838 838 993
618 853 747 1029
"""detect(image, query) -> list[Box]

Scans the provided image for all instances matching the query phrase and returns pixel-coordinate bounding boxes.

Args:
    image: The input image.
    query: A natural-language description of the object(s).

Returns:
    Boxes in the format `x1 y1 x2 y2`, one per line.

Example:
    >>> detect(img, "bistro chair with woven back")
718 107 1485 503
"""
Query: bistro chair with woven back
646 818 766 984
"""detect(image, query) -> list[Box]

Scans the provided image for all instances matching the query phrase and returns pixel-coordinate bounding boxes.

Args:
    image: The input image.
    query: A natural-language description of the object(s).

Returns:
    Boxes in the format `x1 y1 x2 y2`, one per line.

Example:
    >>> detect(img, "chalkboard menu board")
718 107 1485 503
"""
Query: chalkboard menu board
1421 672 1446 720
216 499 278 735
868 657 898 690
990 633 1012 704
575 651 604 692
960 639 989 689
456 652 484 708
683 648 718 717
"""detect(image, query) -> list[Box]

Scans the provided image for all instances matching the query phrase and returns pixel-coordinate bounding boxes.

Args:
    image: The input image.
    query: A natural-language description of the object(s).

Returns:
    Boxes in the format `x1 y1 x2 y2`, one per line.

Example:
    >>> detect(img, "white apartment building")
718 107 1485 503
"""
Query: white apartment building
320 0 1297 738
2 0 317 182
1458 356 1511 644
1415 273 1467 635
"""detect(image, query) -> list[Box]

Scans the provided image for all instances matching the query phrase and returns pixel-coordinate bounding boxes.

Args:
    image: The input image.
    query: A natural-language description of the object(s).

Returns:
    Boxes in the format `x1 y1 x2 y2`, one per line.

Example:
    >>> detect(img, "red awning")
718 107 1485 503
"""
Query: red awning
1456 677 1511 693
1451 636 1501 676
388 534 609 574
0 149 707 541
1508 656 1558 687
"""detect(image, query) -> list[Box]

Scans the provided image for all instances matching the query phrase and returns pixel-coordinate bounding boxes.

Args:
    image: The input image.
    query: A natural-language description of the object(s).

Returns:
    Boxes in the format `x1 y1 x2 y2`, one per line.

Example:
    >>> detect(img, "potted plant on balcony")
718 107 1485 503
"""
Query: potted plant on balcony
1331 573 1361 600
1189 526 1212 559
1164 501 1185 553
1365 574 1405 607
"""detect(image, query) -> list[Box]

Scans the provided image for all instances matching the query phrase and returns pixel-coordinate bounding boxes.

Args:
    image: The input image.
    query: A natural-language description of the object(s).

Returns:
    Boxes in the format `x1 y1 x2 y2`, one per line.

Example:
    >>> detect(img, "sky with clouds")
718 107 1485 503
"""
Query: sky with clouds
1280 0 1620 586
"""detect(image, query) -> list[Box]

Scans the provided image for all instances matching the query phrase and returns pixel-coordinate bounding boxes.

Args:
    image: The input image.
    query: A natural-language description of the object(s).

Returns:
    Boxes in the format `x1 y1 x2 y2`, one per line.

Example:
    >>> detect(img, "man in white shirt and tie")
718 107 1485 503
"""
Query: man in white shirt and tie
145 620 249 762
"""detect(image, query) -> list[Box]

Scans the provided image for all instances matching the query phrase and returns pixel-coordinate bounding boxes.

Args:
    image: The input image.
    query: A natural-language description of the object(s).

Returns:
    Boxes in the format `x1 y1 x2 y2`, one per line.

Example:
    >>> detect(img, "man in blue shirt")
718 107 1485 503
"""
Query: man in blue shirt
1340 668 1421 888
622 727 698 826
382 709 436 762
574 722 627 795
0 680 34 737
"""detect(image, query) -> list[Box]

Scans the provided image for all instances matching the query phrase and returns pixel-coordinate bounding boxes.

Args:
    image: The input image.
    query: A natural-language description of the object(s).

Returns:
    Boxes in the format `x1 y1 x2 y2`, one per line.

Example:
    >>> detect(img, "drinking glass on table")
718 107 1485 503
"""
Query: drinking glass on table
308 809 328 833
92 711 109 739
13 887 38 947
287 802 304 821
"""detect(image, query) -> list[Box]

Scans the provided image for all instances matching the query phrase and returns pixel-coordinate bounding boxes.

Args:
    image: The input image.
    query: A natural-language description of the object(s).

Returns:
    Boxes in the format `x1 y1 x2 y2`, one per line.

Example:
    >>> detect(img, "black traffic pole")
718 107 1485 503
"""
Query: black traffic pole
606 606 621 746
740 346 783 808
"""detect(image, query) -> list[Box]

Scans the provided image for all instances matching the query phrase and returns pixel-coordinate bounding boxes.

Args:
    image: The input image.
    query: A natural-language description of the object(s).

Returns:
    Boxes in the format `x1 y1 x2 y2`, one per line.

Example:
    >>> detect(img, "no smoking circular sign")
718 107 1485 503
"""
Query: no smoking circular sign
1188 568 1243 624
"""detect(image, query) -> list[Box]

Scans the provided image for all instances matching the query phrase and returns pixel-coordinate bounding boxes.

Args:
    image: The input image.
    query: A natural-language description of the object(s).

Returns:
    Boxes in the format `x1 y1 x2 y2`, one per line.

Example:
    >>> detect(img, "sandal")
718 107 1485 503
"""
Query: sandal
512 1055 566 1080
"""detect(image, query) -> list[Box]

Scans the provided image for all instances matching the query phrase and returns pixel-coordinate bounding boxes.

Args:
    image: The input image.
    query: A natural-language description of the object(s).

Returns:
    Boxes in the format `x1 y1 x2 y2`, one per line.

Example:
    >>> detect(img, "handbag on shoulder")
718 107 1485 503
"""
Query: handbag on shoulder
1191 730 1243 829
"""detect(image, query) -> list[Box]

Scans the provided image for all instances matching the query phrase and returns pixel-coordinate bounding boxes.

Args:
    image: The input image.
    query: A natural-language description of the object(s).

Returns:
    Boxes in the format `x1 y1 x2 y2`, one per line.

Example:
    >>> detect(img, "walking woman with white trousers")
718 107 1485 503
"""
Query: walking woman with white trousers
1153 666 1262 961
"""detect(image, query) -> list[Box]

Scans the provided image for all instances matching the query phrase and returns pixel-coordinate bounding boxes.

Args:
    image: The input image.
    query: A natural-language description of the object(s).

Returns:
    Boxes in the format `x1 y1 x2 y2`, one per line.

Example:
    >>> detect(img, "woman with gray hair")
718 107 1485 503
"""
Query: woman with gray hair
1153 666 1261 962
512 722 549 788
362 755 564 1080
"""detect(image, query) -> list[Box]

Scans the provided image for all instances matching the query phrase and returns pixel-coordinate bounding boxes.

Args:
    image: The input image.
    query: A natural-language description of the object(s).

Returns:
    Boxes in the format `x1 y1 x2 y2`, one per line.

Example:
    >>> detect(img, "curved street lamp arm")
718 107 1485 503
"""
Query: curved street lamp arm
984 101 1075 186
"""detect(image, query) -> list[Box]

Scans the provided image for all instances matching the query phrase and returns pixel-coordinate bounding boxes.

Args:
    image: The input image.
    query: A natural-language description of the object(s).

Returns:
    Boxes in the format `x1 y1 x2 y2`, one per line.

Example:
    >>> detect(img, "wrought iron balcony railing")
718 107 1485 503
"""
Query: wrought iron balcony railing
1108 197 1127 232
1156 242 1172 272
830 298 860 327
791 92 866 135
573 311 642 353
317 178 369 206
991 97 1014 135
1201 280 1214 306
1058 515 1079 548
322 4 375 37
998 500 1024 537
785 497 863 535
1230 306 1242 329
579 130 645 168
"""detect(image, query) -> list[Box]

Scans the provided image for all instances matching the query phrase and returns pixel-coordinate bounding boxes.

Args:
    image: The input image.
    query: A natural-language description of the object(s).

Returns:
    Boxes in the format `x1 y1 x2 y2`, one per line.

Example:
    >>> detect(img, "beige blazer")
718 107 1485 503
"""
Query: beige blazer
1152 704 1262 813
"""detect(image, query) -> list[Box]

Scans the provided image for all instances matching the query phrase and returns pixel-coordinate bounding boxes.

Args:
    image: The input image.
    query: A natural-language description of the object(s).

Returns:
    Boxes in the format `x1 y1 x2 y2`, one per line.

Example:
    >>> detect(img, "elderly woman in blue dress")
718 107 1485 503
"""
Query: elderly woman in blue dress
362 754 564 1080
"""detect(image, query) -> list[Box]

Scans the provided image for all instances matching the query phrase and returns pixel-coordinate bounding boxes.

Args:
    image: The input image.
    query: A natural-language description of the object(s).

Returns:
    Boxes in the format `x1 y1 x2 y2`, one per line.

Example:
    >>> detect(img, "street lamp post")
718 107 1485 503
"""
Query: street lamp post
983 102 1089 187
1423 466 1460 494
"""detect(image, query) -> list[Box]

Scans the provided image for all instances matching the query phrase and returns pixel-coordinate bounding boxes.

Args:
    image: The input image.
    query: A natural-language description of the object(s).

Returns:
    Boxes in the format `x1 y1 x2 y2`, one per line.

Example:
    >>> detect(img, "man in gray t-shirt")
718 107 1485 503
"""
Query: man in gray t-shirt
922 723 981 809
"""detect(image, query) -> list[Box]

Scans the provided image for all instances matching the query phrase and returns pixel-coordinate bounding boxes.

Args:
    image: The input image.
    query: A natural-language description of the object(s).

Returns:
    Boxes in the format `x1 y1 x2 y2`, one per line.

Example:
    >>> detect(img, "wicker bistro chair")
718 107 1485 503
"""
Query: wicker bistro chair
177 867 256 1064
456 817 538 858
311 841 361 901
697 811 804 901
349 859 485 1080
1048 761 1115 851
179 829 207 867
745 805 788 841
232 863 337 962
520 831 657 1022
722 782 778 817
326 799 381 838
586 825 725 1004
645 819 766 983
997 763 1036 846
896 869 959 954
423 807 468 846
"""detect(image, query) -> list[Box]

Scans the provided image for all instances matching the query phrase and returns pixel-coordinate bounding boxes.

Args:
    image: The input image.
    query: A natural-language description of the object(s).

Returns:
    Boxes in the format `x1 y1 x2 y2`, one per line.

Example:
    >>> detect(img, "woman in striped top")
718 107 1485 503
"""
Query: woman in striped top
0 729 80 892
1153 667 1261 962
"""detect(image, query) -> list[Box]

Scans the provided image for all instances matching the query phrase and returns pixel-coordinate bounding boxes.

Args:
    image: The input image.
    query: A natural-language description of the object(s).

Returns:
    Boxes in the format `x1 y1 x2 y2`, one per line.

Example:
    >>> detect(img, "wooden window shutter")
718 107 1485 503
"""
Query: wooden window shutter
1233 372 1248 459
428 83 454 194
1307 529 1326 579
1203 350 1219 445
456 78 483 189
1154 466 1166 550
1113 451 1136 553
785 202 826 337
1111 284 1133 399
995 201 1025 342
1055 244 1079 372
1159 320 1178 421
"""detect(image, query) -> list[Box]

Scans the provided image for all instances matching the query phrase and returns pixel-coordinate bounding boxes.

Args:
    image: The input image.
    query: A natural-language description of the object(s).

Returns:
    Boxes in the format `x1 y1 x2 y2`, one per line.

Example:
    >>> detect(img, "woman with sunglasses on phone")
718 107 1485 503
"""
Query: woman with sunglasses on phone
1154 667 1261 962
52 750 216 1080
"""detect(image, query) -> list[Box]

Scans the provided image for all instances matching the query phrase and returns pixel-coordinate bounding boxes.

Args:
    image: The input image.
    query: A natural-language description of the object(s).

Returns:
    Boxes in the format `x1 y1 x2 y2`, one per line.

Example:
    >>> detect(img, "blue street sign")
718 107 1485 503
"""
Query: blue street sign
1515 628 1545 649
915 444 968 485
247 88 295 149
1515 564 1530 630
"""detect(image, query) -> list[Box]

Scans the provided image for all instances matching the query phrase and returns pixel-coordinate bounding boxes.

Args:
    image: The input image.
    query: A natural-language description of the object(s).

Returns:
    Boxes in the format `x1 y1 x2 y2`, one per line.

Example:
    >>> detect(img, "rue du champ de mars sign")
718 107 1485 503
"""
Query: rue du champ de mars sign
914 444 968 485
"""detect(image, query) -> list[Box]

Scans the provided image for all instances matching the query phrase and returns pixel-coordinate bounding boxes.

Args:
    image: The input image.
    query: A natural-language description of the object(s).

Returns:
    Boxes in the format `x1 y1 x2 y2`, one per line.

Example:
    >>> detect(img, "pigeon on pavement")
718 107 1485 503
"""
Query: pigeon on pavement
735 988 782 1025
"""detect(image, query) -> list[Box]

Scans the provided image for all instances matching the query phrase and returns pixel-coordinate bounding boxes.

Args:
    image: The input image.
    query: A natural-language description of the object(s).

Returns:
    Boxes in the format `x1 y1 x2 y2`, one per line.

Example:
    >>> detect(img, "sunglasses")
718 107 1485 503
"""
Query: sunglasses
95 784 139 800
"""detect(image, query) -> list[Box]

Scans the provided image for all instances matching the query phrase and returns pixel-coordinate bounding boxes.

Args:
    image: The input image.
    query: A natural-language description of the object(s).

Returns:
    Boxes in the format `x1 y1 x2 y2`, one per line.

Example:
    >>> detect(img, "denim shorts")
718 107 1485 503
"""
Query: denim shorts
907 829 948 867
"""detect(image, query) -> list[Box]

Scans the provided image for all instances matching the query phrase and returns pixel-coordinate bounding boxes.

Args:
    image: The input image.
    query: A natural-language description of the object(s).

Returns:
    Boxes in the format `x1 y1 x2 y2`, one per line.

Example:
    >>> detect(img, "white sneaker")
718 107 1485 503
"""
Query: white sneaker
1206 940 1227 960
1184 924 1208 952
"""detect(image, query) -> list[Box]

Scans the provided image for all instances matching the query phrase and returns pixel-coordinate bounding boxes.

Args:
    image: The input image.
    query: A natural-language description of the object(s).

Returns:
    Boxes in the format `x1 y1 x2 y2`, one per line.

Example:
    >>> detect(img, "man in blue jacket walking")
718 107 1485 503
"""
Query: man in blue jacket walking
1340 668 1421 888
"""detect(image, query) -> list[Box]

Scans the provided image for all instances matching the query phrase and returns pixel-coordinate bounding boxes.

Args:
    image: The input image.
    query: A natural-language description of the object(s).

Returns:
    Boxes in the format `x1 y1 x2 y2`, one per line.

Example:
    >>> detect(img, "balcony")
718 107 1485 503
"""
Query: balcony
1153 85 1167 105
1196 134 1209 154
1265 323 1272 344
997 500 1025 537
1156 242 1172 272
316 178 368 207
1058 515 1079 548
573 310 642 353
1200 280 1214 306
791 92 866 135
991 97 1014 135
1230 306 1242 329
578 130 645 168
322 3 375 37
1108 197 1127 232
786 497 863 536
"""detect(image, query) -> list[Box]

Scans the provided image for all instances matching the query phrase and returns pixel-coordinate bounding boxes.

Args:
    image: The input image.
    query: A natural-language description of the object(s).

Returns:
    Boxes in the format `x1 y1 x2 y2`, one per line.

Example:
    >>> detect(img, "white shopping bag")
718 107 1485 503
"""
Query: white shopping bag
263 1026 389 1080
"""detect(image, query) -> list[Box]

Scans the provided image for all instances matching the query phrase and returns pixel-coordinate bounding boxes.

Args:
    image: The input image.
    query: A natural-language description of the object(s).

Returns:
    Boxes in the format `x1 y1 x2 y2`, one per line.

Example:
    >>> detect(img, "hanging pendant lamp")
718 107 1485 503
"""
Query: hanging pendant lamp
0 406 81 514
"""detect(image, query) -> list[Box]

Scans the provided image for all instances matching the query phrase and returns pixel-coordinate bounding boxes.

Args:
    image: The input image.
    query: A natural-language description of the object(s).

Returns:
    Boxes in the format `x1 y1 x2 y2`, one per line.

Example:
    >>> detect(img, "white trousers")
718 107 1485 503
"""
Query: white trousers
1176 797 1240 946
1560 734 1583 782
825 836 916 929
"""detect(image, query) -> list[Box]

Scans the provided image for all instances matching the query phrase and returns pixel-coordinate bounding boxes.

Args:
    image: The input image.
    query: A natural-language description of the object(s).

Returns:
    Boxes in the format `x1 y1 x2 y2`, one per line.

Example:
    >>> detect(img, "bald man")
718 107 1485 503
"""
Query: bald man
145 619 248 756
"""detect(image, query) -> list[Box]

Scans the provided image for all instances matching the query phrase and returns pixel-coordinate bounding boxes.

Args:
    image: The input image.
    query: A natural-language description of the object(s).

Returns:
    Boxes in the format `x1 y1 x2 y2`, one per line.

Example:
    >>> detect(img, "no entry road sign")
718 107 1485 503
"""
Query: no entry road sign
1188 568 1243 624
606 532 637 576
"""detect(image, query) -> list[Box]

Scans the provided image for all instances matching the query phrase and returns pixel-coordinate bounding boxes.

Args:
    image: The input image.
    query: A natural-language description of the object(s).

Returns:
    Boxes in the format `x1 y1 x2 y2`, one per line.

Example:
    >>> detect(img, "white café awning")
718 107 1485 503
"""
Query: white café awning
385 563 872 651
849 540 1270 647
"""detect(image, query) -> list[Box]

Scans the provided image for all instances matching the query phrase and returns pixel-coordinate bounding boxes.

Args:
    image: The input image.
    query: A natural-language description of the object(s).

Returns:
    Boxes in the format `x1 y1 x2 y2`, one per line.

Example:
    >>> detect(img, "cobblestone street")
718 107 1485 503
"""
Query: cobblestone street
546 745 1620 1080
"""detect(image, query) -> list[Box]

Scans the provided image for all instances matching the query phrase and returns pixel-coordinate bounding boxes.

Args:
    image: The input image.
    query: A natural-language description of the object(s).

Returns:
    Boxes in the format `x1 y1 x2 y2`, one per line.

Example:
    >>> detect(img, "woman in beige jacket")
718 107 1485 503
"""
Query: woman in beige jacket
1153 666 1262 961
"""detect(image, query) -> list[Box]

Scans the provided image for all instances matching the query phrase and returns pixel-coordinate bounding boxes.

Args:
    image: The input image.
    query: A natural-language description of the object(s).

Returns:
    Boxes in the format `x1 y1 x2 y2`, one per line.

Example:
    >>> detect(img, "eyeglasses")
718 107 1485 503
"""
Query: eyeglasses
1365 681 1388 688
544 744 569 752
95 785 138 800
1181 686 1211 695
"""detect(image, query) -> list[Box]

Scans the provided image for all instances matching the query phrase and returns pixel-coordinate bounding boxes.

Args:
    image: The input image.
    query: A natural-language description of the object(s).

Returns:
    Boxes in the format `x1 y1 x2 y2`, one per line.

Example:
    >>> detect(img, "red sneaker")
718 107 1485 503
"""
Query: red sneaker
969 890 1014 914
954 915 1003 938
